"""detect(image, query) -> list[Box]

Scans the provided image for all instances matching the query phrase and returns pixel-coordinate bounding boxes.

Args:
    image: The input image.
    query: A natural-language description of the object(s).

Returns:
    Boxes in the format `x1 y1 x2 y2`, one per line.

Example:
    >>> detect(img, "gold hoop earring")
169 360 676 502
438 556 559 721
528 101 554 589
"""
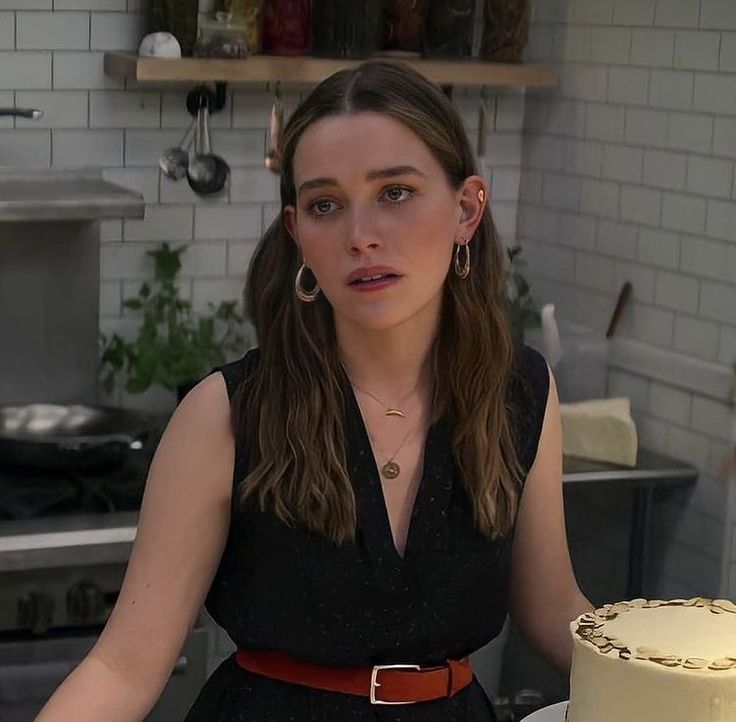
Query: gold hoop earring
295 263 320 302
454 240 471 279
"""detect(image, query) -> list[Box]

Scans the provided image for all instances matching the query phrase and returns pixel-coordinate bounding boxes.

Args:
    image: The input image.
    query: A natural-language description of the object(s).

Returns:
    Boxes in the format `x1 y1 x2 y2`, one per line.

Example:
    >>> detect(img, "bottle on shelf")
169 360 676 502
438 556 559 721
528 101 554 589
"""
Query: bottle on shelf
261 0 312 56
423 0 479 59
312 0 384 59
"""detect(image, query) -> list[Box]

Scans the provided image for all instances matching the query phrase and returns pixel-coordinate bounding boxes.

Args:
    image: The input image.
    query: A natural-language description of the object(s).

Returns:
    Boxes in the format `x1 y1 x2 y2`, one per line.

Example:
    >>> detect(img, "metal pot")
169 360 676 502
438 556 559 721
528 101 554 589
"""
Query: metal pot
0 404 162 472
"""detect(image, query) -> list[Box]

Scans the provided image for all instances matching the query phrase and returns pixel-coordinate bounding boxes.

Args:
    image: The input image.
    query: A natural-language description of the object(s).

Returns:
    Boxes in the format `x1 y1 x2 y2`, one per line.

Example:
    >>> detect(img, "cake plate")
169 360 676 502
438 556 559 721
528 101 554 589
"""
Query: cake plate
519 700 569 722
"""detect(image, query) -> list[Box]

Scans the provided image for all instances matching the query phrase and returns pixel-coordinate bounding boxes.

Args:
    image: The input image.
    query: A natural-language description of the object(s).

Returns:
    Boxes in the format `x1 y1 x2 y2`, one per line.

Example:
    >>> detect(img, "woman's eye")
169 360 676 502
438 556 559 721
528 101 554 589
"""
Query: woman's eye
382 186 413 203
308 198 338 216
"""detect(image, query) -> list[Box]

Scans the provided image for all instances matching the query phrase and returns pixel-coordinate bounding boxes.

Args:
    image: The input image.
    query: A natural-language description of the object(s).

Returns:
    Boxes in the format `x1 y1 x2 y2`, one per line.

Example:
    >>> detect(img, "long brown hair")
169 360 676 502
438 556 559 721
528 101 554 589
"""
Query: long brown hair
234 60 523 543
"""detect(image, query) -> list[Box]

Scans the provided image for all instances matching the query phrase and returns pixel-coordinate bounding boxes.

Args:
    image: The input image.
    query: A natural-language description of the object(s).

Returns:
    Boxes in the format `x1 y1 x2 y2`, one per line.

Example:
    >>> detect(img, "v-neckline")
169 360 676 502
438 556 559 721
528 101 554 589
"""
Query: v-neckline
342 372 441 568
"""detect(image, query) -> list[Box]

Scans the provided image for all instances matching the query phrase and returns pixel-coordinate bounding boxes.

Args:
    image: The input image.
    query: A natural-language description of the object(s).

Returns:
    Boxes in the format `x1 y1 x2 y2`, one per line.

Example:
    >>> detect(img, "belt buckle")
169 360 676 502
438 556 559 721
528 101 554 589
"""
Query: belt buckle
370 664 422 705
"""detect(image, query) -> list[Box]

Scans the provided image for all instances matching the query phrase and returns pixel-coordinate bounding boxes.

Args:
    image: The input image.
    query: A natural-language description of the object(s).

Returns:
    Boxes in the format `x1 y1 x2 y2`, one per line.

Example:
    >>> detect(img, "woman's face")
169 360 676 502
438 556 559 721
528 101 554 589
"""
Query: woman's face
284 111 486 333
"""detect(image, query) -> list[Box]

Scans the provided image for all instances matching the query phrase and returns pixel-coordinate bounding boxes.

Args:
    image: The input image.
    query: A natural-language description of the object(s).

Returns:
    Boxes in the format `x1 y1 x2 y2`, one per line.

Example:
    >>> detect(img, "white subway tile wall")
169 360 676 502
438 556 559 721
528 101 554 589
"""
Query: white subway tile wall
16 11 90 51
525 0 736 600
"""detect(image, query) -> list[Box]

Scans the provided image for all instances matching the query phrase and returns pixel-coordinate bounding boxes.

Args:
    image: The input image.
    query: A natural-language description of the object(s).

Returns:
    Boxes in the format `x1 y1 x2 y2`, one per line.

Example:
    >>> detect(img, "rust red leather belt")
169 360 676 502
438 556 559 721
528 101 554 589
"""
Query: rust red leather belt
235 647 473 705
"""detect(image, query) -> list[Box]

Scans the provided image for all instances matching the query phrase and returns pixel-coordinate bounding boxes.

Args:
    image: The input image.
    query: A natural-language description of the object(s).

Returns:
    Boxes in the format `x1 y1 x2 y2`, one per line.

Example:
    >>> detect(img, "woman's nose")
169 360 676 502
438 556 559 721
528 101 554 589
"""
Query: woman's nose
346 205 382 253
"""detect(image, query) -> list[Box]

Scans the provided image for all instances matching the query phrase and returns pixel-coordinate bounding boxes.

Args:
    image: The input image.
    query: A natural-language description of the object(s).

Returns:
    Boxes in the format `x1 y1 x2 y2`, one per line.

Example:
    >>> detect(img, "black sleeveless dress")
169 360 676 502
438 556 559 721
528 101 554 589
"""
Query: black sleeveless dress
184 344 549 722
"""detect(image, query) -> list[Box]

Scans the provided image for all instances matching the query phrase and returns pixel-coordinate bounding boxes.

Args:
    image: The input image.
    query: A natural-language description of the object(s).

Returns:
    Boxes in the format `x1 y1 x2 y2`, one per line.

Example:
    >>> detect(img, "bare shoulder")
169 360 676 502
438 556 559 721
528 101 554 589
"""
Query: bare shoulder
177 369 232 429
151 370 234 490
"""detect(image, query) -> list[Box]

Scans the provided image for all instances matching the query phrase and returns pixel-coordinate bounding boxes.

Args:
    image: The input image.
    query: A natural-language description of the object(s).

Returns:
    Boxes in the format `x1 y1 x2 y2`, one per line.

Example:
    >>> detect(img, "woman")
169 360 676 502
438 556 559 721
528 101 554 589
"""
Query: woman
37 60 592 722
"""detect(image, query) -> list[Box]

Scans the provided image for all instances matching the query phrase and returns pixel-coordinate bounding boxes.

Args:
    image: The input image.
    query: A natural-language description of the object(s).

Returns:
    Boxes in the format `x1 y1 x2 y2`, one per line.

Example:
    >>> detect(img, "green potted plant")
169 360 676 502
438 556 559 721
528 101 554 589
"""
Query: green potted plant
505 244 541 344
99 242 247 405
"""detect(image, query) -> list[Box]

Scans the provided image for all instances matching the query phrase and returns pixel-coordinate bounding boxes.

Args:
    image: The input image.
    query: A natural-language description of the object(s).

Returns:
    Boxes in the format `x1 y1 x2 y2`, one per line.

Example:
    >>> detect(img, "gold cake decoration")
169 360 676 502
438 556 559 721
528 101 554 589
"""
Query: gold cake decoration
682 658 709 669
572 598 736 670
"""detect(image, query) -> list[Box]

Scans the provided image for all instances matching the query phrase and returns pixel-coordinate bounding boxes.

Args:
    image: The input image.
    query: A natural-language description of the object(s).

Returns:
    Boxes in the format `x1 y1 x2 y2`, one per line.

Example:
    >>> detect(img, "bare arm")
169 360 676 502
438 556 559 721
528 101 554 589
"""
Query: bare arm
35 371 235 722
507 365 594 675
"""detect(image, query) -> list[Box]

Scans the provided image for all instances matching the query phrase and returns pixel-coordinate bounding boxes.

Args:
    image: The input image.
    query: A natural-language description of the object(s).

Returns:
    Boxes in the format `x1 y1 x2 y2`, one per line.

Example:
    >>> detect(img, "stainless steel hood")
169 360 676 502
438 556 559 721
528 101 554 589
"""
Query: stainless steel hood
0 168 144 223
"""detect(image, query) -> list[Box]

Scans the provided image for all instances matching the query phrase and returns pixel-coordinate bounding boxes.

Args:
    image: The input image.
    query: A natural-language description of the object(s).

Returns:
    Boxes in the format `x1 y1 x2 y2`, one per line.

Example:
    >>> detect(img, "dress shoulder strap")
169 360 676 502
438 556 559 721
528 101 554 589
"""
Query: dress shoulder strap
210 347 261 402
509 343 551 478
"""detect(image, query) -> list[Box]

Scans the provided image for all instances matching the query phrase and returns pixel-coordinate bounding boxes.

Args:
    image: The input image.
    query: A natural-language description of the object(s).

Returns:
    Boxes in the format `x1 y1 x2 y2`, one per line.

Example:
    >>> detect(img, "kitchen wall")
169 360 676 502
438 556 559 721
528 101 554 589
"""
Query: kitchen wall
521 0 736 602
0 0 527 679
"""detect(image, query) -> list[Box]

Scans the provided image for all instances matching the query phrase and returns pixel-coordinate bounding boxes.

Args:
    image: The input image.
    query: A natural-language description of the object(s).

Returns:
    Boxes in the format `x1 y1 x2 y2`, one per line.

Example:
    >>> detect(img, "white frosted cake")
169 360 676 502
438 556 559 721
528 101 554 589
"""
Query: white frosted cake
568 598 736 722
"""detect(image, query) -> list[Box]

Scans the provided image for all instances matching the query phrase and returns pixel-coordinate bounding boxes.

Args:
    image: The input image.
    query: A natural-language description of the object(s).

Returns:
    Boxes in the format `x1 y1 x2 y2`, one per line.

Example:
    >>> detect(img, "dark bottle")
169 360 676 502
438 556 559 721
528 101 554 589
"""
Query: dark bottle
148 0 199 57
262 0 312 56
312 0 383 59
424 0 477 59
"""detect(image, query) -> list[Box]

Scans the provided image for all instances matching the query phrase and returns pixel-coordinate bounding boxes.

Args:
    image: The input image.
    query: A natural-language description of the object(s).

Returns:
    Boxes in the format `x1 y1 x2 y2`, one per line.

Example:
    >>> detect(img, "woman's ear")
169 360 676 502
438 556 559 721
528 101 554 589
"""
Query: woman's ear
456 175 489 242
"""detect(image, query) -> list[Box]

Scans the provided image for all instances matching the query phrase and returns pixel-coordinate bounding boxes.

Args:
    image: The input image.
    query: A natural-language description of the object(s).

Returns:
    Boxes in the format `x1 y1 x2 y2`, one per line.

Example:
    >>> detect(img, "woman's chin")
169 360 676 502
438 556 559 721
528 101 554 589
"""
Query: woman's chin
338 309 424 335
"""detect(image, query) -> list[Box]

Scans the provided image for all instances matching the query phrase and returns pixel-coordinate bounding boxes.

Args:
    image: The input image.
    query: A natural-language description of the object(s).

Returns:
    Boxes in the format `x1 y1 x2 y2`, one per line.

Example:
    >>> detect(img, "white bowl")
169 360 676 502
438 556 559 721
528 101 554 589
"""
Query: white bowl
520 700 569 722
138 31 181 58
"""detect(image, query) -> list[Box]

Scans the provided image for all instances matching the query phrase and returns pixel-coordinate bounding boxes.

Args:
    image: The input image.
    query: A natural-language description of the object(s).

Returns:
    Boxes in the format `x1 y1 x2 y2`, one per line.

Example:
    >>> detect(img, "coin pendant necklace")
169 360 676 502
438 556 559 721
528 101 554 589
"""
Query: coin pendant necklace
379 425 413 480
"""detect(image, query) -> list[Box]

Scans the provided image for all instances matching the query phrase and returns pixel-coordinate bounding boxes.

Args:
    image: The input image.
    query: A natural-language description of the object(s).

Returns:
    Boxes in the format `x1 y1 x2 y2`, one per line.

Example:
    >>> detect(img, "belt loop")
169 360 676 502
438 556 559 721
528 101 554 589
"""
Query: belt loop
447 658 466 697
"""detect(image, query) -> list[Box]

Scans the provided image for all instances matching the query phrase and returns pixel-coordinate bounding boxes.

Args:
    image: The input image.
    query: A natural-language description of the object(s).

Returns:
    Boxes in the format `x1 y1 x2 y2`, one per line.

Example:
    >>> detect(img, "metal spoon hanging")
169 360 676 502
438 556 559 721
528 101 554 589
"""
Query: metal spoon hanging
159 114 197 181
187 96 230 196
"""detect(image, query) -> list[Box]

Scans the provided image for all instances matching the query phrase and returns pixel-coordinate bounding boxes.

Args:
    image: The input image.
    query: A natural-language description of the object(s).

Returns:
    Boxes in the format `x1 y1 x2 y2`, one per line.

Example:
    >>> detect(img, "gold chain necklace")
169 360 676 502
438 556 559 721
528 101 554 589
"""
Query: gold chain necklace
341 363 421 479
349 378 420 418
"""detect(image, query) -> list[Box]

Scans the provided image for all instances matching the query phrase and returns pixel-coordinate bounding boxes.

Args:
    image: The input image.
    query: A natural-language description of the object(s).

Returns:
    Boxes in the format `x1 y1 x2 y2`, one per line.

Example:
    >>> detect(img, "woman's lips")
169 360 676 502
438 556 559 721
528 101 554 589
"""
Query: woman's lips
348 274 402 292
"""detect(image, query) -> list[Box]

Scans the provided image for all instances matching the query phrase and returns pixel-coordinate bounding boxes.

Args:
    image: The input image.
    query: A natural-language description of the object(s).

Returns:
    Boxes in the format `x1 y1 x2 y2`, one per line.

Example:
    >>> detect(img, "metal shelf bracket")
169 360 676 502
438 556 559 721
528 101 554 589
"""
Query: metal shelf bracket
185 82 228 116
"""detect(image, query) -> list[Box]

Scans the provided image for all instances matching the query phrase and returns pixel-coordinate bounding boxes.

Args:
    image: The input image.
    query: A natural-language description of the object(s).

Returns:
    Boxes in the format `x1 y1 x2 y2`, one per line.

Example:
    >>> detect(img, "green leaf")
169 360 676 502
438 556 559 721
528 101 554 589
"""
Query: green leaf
98 240 250 395
502 244 540 340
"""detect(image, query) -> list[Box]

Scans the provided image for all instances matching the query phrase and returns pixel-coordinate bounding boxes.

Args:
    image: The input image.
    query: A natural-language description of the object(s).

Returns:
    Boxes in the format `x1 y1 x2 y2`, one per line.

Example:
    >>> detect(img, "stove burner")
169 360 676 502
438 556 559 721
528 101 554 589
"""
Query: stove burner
0 448 154 520
0 472 77 519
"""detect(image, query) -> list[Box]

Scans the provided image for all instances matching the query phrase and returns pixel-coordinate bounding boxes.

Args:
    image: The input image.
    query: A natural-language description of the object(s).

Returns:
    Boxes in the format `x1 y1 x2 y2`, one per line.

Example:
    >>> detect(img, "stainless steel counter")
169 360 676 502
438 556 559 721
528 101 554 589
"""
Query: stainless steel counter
563 447 697 485
0 168 144 222
0 512 138 572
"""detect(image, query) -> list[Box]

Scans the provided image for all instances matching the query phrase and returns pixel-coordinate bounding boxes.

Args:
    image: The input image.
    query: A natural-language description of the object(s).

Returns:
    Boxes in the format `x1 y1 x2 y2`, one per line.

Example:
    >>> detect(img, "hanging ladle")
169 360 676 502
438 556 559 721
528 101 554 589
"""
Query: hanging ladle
187 96 230 196
158 115 197 181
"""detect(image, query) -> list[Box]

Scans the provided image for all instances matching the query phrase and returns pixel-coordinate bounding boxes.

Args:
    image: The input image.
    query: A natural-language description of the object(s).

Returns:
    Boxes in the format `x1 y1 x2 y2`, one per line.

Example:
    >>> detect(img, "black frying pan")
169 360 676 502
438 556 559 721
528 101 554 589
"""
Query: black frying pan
0 403 161 472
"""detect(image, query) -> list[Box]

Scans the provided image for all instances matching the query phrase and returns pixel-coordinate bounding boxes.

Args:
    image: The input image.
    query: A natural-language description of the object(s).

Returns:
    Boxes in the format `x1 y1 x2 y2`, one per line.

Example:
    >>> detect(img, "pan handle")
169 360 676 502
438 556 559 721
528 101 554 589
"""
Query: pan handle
57 433 147 453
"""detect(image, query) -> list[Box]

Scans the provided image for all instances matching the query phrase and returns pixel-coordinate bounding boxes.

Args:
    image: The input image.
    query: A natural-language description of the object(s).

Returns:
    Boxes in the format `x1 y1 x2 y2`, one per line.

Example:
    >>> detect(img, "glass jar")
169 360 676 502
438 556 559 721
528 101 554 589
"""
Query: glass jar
382 0 426 55
423 0 476 59
480 0 530 62
261 0 312 56
148 0 199 57
312 0 383 59
216 0 263 53
194 11 250 58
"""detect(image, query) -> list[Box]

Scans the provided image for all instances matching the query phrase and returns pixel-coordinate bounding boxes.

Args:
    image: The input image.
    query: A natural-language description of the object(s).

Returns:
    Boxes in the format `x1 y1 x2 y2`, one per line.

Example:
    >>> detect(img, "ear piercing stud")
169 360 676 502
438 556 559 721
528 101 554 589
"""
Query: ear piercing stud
478 189 485 203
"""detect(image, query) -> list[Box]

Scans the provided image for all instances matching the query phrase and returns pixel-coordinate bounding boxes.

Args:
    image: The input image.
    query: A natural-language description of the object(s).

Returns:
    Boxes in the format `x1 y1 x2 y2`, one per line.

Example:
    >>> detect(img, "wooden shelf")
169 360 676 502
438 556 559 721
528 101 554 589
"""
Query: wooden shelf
104 52 558 89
